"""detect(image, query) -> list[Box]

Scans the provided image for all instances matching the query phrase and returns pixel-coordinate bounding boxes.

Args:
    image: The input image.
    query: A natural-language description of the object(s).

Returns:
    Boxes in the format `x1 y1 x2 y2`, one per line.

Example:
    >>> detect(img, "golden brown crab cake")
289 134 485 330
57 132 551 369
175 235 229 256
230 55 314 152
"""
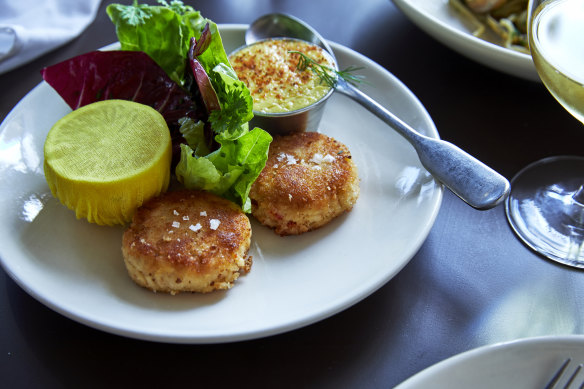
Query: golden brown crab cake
121 190 252 294
249 132 359 235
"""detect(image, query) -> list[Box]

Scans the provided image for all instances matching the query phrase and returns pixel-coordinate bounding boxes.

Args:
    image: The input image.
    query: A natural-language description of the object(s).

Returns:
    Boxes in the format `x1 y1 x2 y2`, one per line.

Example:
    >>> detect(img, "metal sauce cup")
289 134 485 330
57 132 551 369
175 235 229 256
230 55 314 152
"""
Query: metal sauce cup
229 38 338 136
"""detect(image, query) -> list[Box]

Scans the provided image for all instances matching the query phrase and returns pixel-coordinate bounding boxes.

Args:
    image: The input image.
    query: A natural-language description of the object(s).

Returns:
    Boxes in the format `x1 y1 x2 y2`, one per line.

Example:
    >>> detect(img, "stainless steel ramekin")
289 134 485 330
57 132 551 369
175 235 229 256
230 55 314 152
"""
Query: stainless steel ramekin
229 38 338 136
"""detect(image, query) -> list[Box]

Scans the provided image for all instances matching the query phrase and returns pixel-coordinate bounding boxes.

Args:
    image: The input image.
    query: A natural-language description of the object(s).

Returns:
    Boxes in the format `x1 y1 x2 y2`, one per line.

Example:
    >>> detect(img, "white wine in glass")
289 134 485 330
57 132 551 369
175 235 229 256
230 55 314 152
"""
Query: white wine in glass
505 0 584 267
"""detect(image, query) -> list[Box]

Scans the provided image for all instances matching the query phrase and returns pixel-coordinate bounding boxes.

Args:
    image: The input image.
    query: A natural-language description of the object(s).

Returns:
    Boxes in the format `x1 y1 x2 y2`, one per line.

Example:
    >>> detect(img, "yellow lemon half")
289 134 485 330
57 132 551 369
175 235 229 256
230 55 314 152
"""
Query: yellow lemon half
44 100 172 226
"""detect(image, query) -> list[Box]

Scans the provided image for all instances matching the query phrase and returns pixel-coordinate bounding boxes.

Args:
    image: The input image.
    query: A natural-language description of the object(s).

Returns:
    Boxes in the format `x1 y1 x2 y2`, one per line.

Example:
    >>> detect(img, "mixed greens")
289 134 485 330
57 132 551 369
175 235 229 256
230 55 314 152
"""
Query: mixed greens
42 0 272 213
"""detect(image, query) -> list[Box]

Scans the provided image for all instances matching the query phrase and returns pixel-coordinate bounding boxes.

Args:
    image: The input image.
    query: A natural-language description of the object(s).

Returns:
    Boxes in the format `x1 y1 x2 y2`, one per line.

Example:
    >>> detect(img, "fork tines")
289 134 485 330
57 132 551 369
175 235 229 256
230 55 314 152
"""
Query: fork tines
545 358 584 389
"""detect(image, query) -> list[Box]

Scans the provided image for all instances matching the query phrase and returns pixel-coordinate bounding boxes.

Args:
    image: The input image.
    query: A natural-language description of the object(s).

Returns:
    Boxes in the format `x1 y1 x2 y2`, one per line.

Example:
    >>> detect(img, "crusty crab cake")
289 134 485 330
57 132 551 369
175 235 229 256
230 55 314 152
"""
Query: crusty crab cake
249 131 359 235
122 190 252 294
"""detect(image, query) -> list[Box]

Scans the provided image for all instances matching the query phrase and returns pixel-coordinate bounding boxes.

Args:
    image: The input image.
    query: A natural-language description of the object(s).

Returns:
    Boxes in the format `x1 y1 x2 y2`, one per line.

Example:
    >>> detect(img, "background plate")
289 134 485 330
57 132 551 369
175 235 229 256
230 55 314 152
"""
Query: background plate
0 25 442 343
396 335 584 388
392 0 538 82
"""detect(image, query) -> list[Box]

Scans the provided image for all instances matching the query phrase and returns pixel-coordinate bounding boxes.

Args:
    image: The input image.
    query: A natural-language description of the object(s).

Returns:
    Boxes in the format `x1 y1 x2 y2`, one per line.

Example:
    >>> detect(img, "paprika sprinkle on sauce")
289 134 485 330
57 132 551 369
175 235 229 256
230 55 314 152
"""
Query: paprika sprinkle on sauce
229 39 336 114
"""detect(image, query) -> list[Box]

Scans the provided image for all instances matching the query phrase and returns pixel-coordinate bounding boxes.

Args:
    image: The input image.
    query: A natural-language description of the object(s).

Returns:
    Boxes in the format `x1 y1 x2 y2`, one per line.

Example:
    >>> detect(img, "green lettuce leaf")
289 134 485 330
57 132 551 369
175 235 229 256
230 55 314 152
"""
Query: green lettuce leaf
176 128 273 213
178 117 210 157
106 0 206 85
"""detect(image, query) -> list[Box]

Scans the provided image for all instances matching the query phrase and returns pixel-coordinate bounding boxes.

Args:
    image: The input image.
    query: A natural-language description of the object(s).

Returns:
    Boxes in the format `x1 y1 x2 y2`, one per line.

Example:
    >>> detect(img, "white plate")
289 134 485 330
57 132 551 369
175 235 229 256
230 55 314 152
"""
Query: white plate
0 25 442 343
392 0 538 82
396 335 584 388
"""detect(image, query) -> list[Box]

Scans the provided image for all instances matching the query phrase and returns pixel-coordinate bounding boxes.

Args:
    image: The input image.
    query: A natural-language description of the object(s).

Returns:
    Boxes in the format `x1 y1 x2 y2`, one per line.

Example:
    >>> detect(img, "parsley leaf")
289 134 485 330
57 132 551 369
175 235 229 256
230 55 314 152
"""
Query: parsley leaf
117 0 153 26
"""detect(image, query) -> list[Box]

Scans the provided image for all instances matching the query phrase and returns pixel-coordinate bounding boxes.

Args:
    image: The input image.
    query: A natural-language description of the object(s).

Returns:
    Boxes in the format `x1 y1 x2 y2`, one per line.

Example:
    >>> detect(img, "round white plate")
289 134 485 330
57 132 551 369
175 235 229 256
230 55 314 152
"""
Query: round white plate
0 25 442 343
392 0 538 82
396 335 584 388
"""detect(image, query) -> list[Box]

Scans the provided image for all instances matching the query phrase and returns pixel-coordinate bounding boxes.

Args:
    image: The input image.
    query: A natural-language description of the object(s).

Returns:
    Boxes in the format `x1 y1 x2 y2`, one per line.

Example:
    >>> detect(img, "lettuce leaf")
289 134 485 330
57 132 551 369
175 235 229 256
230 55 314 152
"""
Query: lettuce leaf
175 29 263 212
176 127 273 213
178 117 210 157
106 0 206 86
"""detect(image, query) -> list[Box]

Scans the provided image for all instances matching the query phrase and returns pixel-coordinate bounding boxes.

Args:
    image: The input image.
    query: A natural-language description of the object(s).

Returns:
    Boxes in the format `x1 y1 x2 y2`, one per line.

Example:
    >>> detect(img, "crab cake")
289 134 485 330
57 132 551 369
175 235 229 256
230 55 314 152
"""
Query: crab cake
249 132 359 235
122 190 252 294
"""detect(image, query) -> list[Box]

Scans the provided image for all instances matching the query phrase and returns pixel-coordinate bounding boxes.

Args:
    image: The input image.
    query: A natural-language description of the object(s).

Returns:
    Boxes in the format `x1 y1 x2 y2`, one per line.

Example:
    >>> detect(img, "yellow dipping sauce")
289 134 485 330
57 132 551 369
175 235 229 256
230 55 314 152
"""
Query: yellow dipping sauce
229 39 336 114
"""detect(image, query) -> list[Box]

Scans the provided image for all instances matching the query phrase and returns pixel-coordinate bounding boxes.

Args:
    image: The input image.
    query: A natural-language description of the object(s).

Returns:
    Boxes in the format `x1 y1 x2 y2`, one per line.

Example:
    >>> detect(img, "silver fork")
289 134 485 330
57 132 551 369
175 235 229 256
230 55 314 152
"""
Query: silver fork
545 359 584 389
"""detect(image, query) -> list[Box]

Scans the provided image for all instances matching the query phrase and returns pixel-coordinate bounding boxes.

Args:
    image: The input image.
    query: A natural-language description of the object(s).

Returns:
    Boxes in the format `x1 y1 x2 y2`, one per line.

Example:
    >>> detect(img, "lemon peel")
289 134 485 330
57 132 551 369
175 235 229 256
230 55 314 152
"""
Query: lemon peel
44 100 172 226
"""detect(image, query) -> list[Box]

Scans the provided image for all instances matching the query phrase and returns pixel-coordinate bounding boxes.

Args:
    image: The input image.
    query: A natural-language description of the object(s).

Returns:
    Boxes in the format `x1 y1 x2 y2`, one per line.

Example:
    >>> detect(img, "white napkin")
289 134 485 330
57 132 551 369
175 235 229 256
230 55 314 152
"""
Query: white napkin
0 0 102 74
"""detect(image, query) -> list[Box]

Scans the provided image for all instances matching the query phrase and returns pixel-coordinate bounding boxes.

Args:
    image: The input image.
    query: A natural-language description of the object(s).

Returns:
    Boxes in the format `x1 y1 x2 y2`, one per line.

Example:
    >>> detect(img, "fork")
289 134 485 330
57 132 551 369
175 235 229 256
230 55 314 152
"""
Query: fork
545 358 584 389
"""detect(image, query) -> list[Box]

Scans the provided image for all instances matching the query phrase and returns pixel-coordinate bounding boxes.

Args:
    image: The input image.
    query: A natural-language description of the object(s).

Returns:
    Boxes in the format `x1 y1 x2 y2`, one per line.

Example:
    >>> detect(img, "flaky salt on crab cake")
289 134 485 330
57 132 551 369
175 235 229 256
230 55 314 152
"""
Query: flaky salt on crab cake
122 190 252 294
249 132 359 236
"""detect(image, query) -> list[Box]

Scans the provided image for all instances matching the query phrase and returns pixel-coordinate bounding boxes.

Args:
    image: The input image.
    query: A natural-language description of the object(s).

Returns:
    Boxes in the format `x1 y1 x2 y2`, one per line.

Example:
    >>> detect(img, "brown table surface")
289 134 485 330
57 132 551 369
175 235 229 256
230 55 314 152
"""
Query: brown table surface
2 1 584 387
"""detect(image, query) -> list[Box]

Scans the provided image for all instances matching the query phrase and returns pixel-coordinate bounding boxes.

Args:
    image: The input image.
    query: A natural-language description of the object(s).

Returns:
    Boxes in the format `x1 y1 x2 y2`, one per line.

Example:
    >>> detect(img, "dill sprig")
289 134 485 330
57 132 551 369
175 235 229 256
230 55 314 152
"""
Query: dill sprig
290 51 365 88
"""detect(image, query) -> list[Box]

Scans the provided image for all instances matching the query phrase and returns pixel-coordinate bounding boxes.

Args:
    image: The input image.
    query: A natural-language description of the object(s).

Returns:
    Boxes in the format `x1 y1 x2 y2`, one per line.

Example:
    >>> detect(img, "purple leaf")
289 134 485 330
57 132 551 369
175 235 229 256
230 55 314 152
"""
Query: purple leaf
188 34 221 114
40 50 199 128
192 23 212 57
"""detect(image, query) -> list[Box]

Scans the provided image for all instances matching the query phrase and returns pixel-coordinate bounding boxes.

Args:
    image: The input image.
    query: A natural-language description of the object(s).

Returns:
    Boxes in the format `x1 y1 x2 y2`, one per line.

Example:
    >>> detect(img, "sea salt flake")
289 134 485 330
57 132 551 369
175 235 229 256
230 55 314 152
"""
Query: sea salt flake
183 215 189 221
173 210 179 216
286 154 297 165
189 223 202 232
210 219 220 230
172 221 180 228
310 153 335 164
310 153 323 164
200 211 207 217
277 152 297 165
323 154 335 163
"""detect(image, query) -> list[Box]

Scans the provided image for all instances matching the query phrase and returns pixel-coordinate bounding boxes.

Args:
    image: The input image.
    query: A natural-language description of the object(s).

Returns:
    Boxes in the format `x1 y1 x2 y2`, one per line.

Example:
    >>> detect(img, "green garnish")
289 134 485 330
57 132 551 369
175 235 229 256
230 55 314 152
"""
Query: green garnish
290 50 365 88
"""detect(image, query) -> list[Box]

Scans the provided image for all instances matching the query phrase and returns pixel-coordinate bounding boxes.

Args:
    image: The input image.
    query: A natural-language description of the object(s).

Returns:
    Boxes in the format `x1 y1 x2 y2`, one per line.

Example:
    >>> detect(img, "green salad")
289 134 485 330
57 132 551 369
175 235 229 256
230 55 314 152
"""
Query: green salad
107 0 272 213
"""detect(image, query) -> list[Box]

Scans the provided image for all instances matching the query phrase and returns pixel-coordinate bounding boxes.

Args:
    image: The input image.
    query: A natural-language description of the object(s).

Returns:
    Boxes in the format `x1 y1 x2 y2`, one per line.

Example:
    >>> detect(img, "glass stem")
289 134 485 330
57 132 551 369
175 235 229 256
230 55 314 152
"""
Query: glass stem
571 185 584 225
567 185 584 260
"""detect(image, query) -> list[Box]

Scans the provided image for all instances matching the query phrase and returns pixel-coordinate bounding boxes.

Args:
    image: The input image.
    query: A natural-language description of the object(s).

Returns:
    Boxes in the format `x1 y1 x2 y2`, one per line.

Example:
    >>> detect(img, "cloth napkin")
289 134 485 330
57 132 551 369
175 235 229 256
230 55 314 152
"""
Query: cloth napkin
0 0 102 75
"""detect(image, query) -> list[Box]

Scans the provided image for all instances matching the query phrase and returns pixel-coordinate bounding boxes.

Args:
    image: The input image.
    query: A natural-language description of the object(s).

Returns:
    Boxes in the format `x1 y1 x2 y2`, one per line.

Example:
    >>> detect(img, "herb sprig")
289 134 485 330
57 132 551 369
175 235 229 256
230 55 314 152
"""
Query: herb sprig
290 51 365 88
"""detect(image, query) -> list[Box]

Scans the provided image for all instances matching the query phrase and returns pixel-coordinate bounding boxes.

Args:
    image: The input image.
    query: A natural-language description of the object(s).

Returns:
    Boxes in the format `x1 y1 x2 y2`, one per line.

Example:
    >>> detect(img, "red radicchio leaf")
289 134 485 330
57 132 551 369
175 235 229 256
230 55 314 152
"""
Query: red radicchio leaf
40 50 199 128
188 25 221 114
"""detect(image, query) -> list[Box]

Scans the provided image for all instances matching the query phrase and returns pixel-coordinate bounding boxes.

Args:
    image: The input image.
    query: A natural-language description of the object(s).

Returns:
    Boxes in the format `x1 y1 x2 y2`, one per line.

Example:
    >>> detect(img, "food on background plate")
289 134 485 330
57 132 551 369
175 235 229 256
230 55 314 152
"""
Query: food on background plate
249 132 359 236
122 190 252 294
449 0 529 53
43 100 172 226
229 39 336 114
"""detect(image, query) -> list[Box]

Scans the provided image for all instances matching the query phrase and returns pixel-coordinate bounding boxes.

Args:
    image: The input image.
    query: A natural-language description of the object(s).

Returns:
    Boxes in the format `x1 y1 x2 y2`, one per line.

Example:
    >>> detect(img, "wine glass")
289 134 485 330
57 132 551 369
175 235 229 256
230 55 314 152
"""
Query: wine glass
505 0 584 268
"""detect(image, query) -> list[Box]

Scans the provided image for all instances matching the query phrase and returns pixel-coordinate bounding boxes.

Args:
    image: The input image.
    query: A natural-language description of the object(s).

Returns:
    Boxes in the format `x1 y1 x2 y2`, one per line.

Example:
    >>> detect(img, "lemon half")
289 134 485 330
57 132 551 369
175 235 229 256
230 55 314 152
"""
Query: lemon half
44 100 172 226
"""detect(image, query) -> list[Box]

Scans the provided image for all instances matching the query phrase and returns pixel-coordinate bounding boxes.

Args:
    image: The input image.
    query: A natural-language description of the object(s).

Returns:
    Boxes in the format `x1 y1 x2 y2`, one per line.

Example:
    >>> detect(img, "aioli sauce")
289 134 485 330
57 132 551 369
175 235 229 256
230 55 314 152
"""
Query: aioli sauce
229 39 335 113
